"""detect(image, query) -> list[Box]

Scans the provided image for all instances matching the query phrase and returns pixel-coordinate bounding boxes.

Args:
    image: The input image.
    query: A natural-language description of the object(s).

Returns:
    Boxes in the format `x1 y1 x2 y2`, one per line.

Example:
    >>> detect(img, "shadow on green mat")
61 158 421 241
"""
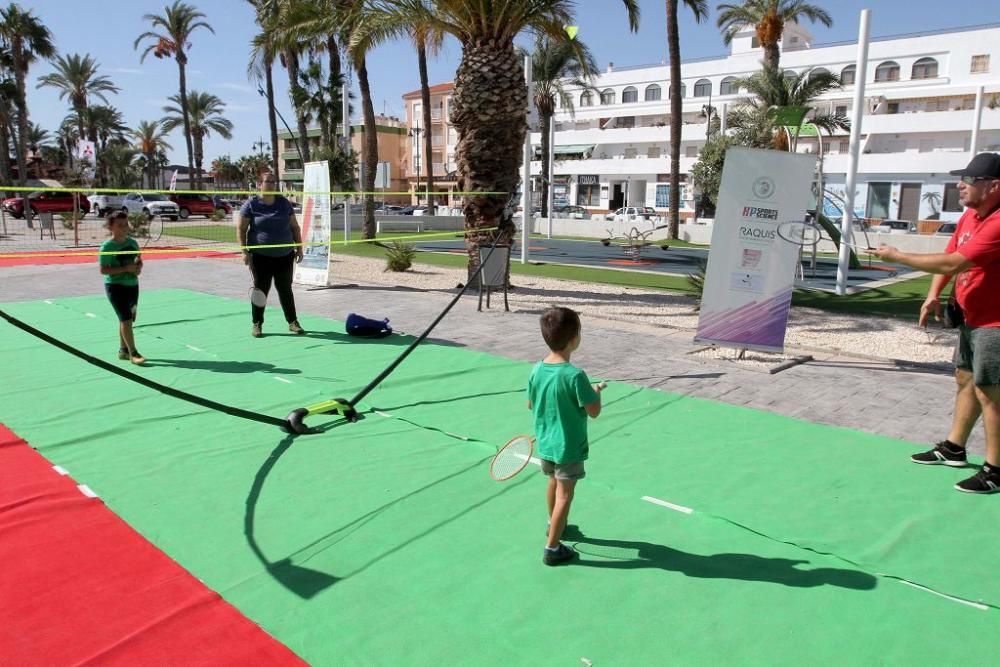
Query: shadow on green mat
566 526 877 590
142 359 304 375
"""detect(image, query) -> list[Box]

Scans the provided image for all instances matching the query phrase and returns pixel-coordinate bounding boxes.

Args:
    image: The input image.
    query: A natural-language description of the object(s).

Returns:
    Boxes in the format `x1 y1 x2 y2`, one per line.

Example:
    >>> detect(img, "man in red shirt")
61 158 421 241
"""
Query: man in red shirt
874 152 1000 494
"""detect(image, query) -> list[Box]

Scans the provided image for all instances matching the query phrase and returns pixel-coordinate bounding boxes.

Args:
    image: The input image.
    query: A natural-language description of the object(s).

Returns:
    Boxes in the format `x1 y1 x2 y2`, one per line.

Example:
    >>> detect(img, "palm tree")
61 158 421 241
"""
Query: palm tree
412 22 444 212
162 91 233 188
134 0 214 188
0 3 55 222
247 0 282 173
84 105 128 185
131 120 173 189
666 0 709 239
36 53 119 140
717 0 832 71
0 51 17 184
100 141 142 189
522 33 598 217
351 0 639 274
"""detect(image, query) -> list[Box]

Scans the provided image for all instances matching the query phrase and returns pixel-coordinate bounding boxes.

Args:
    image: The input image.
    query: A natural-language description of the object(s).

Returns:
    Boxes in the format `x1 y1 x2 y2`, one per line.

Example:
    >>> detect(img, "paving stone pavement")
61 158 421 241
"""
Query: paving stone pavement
0 257 985 457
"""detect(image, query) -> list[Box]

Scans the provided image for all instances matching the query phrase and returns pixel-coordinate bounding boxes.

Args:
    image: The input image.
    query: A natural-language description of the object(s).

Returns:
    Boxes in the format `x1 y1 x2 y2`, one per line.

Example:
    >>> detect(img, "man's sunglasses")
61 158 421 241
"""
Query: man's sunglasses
959 175 998 185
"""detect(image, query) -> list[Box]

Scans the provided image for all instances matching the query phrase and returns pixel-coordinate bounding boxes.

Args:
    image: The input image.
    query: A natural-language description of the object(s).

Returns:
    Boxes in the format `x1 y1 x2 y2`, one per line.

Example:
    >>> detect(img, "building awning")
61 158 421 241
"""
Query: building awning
533 144 595 158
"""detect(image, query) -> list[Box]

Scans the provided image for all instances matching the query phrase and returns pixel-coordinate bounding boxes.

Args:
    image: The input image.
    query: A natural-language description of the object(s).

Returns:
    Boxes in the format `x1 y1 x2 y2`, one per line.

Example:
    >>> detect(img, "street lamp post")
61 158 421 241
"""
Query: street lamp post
409 127 423 205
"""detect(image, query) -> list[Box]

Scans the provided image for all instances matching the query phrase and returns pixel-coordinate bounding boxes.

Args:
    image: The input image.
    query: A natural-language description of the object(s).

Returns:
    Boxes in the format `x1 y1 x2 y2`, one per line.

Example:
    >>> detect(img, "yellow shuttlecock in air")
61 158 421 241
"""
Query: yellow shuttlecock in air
565 26 579 40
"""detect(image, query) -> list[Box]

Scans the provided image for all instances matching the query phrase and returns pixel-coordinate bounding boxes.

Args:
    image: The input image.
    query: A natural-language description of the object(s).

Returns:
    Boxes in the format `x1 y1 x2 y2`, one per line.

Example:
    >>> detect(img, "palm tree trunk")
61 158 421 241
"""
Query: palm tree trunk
265 57 279 173
540 112 552 217
194 133 204 188
176 57 197 189
285 48 311 163
451 42 525 282
13 46 31 226
765 43 780 71
356 55 378 239
0 122 11 184
667 0 682 239
327 34 341 148
418 42 434 212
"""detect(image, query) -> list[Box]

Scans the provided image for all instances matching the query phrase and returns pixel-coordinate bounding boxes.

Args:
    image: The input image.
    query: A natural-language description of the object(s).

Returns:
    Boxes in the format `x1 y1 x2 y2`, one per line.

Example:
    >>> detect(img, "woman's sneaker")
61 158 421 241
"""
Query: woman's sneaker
911 441 968 467
955 463 1000 494
288 321 305 335
543 543 576 566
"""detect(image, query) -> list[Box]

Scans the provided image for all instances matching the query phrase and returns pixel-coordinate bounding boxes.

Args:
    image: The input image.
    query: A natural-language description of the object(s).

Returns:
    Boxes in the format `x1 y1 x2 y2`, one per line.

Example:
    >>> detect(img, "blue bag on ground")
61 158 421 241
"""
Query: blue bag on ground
346 313 393 338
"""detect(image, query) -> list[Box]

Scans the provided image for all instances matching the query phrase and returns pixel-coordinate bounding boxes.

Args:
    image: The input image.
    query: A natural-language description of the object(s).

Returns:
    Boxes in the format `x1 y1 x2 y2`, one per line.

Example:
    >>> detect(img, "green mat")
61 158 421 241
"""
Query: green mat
1 289 998 665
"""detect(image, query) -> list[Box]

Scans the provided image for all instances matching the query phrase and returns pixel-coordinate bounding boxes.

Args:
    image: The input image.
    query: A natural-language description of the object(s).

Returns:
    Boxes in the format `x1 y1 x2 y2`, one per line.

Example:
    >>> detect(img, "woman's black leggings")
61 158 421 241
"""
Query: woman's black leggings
249 252 298 324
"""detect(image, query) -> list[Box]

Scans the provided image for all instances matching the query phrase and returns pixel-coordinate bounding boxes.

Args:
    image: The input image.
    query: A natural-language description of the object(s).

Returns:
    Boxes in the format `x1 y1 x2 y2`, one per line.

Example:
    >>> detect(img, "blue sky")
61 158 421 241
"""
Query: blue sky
22 0 1000 167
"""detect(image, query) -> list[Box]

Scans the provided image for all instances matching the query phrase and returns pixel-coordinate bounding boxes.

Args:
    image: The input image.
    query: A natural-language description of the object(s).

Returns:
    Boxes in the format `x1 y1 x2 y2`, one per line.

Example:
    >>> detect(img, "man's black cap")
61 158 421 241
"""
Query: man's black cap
950 152 1000 178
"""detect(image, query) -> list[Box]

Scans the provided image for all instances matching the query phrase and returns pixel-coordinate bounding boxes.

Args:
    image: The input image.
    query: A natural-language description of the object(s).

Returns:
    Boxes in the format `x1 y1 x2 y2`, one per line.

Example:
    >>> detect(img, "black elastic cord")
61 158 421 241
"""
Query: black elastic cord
348 229 508 408
0 308 288 428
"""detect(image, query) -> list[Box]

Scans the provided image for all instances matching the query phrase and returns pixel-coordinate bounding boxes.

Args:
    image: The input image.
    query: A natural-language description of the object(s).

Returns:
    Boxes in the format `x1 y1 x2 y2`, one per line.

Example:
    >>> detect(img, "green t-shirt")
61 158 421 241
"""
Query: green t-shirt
527 361 599 464
99 237 140 286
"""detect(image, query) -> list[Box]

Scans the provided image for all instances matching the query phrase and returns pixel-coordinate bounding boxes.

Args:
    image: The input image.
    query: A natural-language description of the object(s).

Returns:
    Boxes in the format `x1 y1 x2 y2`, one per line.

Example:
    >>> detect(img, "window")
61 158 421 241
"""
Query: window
622 86 638 103
971 54 990 74
719 77 737 95
918 139 935 153
866 182 892 219
808 67 830 81
580 91 593 107
669 83 686 99
685 145 698 158
783 69 798 82
875 61 900 82
835 105 847 117
615 116 636 129
942 184 963 212
751 36 760 48
911 57 938 80
647 146 661 158
600 88 615 105
693 79 712 97
887 102 899 114
624 147 637 159
644 84 662 101
841 65 856 85
577 178 601 206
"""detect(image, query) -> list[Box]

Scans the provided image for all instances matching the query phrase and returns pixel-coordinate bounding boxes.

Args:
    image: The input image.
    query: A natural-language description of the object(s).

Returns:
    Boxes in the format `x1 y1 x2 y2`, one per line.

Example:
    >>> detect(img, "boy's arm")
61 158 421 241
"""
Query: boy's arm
583 382 605 419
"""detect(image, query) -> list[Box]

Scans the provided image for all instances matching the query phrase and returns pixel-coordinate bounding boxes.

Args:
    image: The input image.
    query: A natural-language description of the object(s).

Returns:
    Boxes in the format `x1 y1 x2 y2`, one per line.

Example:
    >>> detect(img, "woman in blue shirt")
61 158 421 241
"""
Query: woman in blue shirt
238 171 306 337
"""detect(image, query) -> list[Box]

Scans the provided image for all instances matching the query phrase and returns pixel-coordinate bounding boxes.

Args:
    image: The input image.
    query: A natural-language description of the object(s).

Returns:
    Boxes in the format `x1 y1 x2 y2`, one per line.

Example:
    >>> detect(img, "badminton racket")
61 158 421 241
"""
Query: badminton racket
246 256 267 307
143 215 163 248
775 220 874 252
489 435 535 481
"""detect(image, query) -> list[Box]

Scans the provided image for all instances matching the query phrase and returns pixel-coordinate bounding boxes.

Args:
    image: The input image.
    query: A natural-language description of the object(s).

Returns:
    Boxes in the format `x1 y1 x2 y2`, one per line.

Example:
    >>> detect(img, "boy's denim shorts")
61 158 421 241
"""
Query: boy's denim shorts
540 459 586 481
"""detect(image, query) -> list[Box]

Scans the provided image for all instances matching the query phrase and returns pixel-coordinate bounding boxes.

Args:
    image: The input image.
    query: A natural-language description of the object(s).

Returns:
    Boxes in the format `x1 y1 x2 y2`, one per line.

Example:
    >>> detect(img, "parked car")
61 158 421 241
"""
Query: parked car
167 193 231 219
379 205 405 215
554 205 587 219
122 192 179 220
2 191 90 218
88 193 124 217
605 206 659 223
936 222 957 235
871 219 916 233
397 205 427 216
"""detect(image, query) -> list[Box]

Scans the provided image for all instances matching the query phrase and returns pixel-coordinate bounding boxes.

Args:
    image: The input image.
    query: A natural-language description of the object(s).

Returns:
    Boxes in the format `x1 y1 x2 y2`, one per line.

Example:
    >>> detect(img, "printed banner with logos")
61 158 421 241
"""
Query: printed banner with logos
694 147 817 352
294 161 332 286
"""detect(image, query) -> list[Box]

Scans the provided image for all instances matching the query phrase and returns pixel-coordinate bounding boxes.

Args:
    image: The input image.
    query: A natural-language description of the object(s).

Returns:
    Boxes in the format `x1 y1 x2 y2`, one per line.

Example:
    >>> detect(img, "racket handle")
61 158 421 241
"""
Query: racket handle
596 382 607 391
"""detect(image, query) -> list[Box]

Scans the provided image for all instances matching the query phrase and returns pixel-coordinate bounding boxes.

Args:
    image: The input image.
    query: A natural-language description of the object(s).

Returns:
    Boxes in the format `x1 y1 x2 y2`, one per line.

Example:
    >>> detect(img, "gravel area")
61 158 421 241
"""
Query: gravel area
328 253 957 365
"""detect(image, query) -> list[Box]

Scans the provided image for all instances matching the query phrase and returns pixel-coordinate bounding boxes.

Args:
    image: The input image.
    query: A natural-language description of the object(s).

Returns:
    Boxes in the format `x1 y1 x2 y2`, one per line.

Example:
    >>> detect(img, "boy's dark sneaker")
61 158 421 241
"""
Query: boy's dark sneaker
543 543 576 566
911 441 968 467
118 347 129 360
955 464 1000 494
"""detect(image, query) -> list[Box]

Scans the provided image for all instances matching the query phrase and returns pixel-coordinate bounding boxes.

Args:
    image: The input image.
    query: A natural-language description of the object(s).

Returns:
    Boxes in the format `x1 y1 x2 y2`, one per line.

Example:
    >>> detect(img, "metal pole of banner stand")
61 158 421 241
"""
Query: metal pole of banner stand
547 126 555 238
343 82 350 244
836 8 871 296
521 54 532 264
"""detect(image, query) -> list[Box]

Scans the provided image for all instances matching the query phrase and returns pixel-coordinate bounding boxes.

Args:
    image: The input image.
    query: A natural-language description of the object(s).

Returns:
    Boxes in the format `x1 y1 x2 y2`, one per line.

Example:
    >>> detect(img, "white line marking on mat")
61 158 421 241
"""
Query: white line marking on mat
896 579 988 611
641 495 694 514
186 345 203 352
77 484 98 498
373 410 393 418
44 300 53 304
85 312 96 318
53 465 68 476
274 377 292 384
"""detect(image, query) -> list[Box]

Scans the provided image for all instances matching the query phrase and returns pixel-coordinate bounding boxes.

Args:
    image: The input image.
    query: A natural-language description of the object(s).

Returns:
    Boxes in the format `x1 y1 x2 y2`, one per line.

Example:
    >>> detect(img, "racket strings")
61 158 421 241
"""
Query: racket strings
490 437 533 480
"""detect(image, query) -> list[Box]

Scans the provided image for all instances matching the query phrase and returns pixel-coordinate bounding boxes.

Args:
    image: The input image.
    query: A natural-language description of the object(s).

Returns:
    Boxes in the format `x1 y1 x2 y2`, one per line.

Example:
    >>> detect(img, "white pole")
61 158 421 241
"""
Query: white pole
343 82 350 243
971 85 985 155
835 9 871 297
547 124 555 238
521 54 533 264
720 103 728 135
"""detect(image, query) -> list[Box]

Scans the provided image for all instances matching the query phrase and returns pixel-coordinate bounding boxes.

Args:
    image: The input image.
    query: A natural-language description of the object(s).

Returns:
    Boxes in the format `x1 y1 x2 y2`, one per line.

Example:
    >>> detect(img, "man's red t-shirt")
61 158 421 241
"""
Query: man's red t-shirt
948 205 1000 327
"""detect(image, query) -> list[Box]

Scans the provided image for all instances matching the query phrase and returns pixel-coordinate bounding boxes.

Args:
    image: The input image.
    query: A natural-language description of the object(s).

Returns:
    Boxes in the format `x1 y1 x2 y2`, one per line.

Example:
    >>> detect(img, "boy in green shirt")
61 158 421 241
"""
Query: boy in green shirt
98 211 145 364
527 307 605 566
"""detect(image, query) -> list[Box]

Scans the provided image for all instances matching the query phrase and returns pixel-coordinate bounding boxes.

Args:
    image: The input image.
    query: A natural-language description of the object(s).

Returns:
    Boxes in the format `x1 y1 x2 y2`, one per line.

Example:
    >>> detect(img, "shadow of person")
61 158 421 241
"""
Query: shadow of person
565 527 876 590
142 359 302 375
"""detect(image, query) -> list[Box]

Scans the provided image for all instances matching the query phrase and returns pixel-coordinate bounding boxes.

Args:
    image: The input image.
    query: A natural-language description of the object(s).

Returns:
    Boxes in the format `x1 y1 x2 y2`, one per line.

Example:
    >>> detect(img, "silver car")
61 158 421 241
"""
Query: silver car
122 192 180 220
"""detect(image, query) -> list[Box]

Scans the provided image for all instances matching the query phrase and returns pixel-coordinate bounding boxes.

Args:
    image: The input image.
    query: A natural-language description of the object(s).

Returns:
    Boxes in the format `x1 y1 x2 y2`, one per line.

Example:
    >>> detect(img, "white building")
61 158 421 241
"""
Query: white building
532 21 1000 223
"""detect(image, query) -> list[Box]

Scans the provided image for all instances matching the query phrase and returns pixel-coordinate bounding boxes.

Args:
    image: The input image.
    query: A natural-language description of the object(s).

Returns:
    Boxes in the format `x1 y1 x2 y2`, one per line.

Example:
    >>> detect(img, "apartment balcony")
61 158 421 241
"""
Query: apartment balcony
532 123 711 147
282 169 303 181
430 108 445 122
861 108 1000 135
281 150 300 161
531 155 698 176
819 149 974 175
432 135 445 147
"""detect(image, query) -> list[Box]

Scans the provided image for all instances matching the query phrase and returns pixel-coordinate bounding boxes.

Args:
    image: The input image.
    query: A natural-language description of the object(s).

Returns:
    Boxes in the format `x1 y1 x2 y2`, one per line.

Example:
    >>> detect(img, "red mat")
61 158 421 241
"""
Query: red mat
0 424 304 666
0 249 238 267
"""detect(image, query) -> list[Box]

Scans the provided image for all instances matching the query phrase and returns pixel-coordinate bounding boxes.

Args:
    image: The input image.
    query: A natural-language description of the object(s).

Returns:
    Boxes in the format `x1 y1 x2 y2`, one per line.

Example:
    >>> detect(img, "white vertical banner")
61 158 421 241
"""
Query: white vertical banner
695 147 818 352
294 161 332 286
76 140 96 180
169 169 178 191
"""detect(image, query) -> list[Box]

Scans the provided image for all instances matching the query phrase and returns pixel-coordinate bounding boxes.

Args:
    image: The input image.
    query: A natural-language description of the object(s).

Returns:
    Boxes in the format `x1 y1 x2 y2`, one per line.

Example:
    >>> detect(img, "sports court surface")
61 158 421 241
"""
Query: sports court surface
3 272 999 664
414 235 909 292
